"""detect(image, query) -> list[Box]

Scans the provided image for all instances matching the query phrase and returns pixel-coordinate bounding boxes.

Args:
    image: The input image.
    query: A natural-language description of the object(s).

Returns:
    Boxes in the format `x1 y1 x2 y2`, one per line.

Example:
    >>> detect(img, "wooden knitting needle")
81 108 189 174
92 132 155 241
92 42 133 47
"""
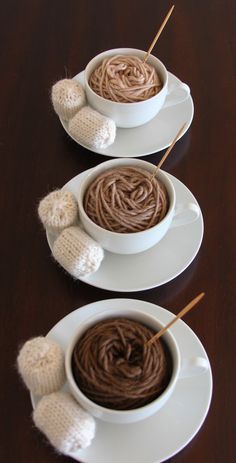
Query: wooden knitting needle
150 122 186 181
143 5 175 62
145 292 205 347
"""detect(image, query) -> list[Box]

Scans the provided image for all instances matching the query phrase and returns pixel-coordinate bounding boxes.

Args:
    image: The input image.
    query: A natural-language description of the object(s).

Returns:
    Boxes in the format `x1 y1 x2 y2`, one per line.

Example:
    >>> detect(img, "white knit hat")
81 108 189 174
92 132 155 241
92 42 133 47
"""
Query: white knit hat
53 226 104 278
38 189 78 232
68 106 116 149
51 78 86 121
33 392 96 454
17 337 66 396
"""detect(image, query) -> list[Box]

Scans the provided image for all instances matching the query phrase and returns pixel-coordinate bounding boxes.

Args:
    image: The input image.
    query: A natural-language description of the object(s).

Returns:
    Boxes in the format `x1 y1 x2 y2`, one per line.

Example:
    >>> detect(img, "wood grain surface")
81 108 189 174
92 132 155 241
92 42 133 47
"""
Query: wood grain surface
0 1 235 462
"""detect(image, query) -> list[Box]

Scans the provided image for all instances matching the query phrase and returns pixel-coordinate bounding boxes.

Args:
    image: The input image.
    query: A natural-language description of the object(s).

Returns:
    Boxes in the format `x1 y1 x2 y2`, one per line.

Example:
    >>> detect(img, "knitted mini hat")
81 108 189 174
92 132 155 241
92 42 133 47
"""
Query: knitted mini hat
51 78 86 121
17 337 66 396
68 106 116 149
53 226 104 278
38 189 78 232
33 392 96 454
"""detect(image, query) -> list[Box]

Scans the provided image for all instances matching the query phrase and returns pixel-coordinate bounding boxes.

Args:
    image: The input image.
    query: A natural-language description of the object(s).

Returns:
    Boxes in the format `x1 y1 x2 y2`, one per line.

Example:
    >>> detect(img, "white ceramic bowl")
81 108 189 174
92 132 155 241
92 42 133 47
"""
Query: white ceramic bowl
84 48 190 128
65 307 179 424
65 303 210 424
77 158 200 255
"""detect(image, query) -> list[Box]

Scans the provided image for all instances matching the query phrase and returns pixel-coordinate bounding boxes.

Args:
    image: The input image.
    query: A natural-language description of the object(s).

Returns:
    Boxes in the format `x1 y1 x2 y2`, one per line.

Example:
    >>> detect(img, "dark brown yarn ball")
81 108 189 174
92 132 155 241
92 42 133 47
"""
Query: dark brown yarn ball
72 317 172 410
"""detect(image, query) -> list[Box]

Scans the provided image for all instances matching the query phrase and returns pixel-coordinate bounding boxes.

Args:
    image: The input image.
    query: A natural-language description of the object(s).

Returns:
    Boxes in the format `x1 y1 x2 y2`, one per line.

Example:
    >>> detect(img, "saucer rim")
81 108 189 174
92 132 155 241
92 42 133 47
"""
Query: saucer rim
30 298 213 463
59 70 194 157
46 169 203 292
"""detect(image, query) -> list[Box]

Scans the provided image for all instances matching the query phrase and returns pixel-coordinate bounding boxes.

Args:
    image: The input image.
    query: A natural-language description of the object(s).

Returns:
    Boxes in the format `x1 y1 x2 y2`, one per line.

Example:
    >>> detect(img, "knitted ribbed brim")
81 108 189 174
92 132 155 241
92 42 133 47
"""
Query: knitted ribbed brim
53 226 104 278
68 106 116 149
33 392 96 454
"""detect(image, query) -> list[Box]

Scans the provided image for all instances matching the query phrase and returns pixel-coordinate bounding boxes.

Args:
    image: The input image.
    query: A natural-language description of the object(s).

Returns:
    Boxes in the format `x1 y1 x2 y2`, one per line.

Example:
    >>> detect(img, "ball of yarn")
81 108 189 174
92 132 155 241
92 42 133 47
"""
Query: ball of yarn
72 318 170 410
53 226 104 278
33 392 96 454
51 78 86 121
68 106 116 150
38 189 78 232
89 54 162 103
17 337 66 395
84 166 169 233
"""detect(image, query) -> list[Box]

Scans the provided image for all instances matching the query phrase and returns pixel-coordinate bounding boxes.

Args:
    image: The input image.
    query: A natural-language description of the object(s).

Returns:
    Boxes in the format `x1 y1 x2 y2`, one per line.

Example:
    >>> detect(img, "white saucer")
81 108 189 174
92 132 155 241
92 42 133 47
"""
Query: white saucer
31 298 213 463
60 71 194 157
46 169 203 292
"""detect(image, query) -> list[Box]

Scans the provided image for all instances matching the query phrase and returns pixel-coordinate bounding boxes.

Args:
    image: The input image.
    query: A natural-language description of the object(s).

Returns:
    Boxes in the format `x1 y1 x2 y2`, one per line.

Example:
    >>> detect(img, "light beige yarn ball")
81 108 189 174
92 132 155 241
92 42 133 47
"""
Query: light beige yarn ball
68 106 116 149
33 392 96 454
51 78 86 121
17 337 66 396
53 226 104 278
38 189 78 232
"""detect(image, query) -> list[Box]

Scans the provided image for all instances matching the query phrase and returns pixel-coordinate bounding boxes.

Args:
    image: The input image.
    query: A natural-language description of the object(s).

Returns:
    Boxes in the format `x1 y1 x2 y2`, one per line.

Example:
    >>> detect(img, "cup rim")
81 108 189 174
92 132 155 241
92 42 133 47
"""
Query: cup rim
84 47 168 107
65 307 180 417
78 159 175 238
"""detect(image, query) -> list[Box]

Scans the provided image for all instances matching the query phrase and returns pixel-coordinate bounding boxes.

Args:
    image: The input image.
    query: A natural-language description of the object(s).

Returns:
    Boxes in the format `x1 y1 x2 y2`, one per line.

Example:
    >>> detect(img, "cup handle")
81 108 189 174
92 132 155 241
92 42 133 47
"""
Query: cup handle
179 357 209 379
170 202 200 228
163 81 190 108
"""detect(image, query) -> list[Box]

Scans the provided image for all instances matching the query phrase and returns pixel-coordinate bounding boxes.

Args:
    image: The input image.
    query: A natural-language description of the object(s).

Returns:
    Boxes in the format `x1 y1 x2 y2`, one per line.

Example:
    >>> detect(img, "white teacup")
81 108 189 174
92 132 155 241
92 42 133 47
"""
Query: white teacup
84 48 190 128
77 158 200 255
65 306 209 424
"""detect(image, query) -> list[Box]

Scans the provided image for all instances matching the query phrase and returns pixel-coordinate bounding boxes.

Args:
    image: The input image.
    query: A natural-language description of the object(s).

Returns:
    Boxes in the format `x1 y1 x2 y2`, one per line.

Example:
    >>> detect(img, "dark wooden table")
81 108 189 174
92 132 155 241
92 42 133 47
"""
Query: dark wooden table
1 0 235 462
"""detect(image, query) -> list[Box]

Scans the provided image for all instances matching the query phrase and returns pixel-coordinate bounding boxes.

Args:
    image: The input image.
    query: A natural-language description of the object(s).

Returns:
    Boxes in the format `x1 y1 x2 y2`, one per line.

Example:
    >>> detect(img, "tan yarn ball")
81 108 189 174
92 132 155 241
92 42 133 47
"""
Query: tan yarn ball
33 392 96 454
51 78 86 121
38 189 78 232
53 226 104 278
68 106 116 149
17 337 66 395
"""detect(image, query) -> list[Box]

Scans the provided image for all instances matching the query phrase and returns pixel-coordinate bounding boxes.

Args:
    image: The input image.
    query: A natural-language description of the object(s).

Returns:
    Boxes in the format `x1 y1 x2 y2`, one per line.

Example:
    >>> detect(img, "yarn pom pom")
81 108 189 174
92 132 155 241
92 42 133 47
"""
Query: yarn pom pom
68 106 116 149
33 392 96 454
51 78 86 121
53 226 104 278
38 189 78 232
17 337 66 395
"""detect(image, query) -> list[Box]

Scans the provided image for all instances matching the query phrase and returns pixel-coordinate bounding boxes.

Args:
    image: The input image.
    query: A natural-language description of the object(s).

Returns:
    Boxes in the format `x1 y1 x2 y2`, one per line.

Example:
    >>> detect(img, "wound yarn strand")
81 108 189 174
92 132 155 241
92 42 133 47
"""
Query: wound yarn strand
84 166 169 233
72 318 170 410
89 55 162 103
